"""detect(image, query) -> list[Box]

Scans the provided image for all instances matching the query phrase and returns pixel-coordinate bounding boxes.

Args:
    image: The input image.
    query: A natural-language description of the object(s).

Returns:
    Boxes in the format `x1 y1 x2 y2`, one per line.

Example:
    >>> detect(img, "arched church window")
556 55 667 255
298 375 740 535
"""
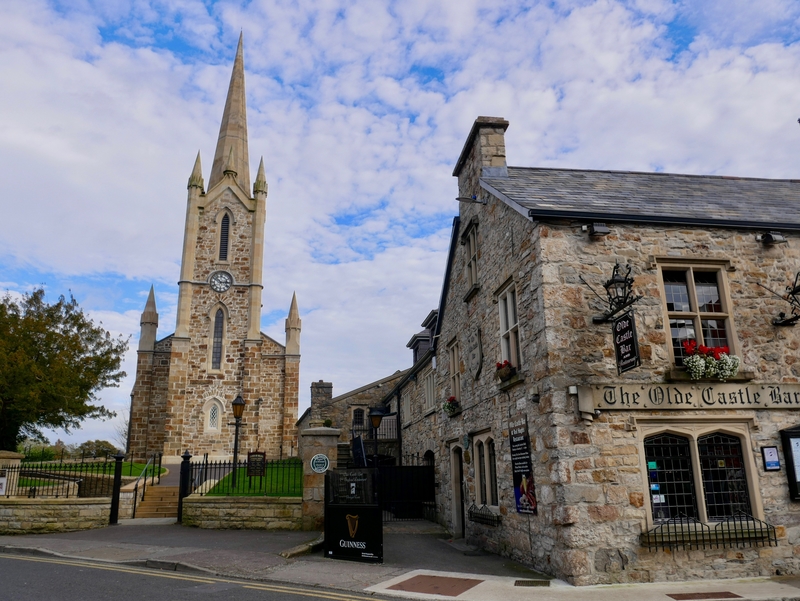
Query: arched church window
212 309 224 369
209 404 219 430
219 214 230 261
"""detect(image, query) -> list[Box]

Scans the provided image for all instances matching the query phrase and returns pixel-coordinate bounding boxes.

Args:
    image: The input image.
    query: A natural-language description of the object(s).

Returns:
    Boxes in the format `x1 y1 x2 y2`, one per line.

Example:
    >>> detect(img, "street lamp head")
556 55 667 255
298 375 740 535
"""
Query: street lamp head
368 406 386 430
232 394 246 419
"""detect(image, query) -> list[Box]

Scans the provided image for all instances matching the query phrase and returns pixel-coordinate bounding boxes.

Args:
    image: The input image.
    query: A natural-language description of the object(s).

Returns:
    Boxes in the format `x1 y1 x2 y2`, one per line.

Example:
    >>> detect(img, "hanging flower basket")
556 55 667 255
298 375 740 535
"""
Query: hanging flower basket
495 360 517 382
442 396 460 416
682 340 741 381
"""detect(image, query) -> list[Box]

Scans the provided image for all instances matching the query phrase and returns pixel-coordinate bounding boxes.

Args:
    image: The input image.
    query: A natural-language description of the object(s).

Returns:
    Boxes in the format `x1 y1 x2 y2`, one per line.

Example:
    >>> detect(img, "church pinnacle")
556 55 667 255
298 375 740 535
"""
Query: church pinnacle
208 32 250 194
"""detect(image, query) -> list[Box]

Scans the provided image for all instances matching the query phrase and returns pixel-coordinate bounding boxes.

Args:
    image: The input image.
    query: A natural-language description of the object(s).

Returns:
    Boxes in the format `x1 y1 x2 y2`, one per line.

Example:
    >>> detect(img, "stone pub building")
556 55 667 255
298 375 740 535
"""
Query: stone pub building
388 116 800 584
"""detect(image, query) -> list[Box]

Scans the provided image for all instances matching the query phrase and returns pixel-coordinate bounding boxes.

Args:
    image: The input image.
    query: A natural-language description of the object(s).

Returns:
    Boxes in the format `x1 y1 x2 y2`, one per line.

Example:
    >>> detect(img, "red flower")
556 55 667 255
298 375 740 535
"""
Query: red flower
496 360 511 369
682 340 697 355
698 345 710 356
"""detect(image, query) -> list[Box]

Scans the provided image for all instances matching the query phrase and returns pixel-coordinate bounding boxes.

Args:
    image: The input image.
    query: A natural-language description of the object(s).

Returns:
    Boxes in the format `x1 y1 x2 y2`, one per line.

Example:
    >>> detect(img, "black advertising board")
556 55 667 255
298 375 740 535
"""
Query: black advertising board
780 425 800 500
324 504 383 563
324 470 382 563
509 415 537 515
612 311 641 375
247 451 266 477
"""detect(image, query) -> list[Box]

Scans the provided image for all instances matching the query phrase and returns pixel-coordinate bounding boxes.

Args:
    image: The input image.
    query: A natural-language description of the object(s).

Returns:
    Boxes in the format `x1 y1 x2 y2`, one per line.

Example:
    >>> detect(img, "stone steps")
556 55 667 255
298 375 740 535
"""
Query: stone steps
134 486 179 519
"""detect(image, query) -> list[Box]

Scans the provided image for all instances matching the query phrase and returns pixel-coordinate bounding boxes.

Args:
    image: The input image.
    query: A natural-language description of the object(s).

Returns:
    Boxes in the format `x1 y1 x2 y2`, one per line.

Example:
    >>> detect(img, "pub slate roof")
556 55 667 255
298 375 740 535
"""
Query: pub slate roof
481 167 800 229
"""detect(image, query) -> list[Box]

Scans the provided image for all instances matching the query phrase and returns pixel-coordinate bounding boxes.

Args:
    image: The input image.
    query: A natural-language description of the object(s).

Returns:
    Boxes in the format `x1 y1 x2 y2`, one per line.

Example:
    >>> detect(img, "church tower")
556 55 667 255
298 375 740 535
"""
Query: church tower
128 35 300 463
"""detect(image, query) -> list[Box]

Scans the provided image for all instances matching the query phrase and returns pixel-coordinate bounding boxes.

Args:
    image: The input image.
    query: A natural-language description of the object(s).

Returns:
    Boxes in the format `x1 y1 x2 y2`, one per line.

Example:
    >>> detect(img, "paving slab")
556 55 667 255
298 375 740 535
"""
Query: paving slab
1 520 799 601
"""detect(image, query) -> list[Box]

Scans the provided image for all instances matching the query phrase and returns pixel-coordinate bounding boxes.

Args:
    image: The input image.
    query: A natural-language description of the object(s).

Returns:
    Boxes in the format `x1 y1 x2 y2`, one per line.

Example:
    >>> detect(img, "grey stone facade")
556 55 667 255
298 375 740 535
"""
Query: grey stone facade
390 116 800 585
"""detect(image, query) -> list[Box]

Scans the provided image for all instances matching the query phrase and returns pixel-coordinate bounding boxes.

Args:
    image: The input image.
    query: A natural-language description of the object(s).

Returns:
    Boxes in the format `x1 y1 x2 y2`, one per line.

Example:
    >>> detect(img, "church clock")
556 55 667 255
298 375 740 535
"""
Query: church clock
209 271 233 293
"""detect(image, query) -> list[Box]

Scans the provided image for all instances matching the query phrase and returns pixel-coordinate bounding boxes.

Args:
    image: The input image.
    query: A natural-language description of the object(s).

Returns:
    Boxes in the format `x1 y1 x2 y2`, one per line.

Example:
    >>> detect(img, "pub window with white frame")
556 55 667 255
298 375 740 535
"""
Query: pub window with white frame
658 263 737 366
498 285 521 367
474 433 499 507
423 369 436 412
639 421 761 526
448 341 461 402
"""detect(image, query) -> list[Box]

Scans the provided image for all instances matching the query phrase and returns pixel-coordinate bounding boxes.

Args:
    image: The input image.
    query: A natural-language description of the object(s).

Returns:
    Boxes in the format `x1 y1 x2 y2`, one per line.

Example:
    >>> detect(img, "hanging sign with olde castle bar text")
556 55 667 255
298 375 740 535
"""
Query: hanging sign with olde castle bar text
578 383 800 411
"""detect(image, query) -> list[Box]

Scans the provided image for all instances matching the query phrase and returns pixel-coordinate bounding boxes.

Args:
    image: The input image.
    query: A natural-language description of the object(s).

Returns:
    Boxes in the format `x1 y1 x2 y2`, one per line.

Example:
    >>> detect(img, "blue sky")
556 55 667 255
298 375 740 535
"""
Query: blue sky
2 0 800 446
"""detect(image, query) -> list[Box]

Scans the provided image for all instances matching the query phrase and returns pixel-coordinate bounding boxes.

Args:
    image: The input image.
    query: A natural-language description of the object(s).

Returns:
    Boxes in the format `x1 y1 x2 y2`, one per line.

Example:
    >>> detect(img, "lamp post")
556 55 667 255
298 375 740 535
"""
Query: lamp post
231 394 245 488
368 406 386 468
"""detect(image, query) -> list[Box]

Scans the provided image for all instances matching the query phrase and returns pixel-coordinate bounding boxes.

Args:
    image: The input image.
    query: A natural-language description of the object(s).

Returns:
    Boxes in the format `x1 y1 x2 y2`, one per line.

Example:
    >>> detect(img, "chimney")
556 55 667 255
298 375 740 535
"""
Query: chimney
452 116 509 195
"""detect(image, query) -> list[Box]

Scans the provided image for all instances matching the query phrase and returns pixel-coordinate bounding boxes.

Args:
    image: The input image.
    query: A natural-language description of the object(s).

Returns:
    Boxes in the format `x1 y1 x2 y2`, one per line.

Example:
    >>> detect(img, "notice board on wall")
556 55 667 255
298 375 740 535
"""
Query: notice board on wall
510 414 537 515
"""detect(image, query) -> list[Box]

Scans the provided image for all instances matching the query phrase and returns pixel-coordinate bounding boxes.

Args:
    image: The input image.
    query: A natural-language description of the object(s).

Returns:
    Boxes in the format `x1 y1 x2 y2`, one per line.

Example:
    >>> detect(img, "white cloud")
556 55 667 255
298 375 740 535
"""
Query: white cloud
3 0 800 444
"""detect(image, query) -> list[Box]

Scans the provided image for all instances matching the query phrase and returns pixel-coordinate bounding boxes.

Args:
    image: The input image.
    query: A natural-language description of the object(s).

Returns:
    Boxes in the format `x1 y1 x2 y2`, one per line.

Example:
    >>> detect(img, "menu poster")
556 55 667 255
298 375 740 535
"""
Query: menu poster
510 414 537 515
792 438 800 483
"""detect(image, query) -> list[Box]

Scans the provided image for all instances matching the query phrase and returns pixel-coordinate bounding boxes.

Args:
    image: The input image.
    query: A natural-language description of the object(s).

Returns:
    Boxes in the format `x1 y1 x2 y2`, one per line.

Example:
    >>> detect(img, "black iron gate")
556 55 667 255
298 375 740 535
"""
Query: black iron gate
377 462 436 522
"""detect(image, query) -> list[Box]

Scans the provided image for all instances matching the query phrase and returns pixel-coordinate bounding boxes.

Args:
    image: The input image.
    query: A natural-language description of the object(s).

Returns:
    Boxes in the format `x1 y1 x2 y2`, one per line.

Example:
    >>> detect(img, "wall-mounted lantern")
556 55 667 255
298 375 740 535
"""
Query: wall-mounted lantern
581 262 643 323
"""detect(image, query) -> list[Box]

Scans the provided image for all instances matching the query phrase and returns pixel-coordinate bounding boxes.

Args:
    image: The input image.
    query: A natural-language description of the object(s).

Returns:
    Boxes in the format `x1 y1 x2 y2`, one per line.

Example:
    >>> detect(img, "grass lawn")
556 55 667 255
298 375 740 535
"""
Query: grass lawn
19 462 166 478
205 460 302 497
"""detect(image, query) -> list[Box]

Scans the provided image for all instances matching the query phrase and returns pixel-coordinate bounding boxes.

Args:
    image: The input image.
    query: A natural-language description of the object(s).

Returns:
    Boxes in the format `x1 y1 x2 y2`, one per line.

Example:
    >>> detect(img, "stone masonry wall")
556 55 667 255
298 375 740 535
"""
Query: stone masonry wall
0 498 110 534
182 496 302 530
128 339 172 461
400 118 800 585
159 186 298 462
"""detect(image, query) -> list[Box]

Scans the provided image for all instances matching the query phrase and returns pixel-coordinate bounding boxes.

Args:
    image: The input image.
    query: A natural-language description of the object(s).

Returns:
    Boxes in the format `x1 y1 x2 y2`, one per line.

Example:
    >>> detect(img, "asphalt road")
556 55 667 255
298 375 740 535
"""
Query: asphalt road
0 554 394 601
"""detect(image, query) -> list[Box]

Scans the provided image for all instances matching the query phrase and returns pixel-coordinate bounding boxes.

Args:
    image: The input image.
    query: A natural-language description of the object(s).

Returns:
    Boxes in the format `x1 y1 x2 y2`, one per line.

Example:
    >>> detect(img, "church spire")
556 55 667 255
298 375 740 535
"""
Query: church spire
285 292 301 355
208 32 250 194
138 286 159 352
253 157 267 195
188 151 204 190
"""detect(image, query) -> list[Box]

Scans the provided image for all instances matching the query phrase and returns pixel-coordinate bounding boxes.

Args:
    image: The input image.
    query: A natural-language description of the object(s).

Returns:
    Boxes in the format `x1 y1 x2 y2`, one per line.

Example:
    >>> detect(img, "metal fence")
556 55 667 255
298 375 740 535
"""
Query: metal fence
642 511 778 551
352 415 398 441
188 457 302 497
1 461 119 499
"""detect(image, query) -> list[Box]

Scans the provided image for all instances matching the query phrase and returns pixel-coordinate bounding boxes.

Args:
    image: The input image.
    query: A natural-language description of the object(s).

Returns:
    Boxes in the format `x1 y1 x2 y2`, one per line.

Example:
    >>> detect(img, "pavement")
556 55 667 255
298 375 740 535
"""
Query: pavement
1 518 799 601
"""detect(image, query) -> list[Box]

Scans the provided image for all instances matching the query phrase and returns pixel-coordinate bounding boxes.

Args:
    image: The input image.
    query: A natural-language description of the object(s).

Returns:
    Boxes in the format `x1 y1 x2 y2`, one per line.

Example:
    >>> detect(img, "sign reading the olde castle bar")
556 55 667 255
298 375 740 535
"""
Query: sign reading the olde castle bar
612 312 640 375
579 383 800 410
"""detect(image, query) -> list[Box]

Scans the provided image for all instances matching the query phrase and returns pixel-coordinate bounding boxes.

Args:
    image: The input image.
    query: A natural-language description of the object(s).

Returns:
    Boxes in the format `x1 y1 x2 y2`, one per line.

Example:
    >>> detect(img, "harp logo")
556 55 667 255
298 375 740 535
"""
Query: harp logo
346 514 359 538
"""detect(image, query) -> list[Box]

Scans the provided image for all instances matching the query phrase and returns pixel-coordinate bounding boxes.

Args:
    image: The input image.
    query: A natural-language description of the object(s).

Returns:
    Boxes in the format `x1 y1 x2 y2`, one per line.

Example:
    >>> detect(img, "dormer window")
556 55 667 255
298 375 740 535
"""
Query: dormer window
219 214 230 261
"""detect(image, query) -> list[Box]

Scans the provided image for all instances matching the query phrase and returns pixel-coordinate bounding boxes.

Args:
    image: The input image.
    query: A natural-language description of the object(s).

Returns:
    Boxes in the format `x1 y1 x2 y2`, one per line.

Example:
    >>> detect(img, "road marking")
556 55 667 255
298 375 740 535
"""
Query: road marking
0 554 380 600
244 583 377 600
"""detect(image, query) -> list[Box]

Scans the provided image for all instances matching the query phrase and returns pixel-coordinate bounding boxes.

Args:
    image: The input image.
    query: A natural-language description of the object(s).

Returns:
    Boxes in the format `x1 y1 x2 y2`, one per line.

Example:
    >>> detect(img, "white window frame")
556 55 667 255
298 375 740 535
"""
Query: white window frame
498 285 521 367
401 390 411 426
473 432 499 509
203 398 224 433
656 260 740 367
635 417 763 529
448 340 461 402
465 227 478 289
422 368 436 413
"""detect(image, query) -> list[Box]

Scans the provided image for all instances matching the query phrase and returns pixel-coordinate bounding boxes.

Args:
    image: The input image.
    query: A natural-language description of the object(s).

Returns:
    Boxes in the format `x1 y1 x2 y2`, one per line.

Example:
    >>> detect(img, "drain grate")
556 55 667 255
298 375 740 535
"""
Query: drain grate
667 593 742 600
514 579 550 587
388 575 483 597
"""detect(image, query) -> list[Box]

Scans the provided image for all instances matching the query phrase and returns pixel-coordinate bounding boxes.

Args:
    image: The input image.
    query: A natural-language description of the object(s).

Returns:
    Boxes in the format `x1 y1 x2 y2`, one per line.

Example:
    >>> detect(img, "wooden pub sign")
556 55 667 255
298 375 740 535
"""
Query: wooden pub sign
612 311 641 375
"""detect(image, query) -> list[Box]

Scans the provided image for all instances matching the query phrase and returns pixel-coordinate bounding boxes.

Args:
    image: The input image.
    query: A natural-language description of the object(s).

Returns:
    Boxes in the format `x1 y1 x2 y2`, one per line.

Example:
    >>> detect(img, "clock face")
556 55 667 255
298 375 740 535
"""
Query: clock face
209 271 233 293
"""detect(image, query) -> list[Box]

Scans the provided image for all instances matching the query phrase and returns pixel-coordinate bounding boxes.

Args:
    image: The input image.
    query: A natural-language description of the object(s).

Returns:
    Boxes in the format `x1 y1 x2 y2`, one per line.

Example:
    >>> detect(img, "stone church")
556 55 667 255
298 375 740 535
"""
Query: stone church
128 36 300 464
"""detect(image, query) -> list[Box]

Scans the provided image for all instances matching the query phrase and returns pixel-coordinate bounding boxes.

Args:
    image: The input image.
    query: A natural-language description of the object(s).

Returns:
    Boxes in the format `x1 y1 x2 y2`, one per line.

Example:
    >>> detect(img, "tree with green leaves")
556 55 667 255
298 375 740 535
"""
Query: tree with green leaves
0 288 128 451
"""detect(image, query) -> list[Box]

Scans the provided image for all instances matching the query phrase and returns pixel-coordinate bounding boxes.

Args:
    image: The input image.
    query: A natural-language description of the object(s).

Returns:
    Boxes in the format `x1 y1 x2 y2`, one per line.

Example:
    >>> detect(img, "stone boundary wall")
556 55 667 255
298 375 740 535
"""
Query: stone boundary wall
182 496 302 530
0 498 110 534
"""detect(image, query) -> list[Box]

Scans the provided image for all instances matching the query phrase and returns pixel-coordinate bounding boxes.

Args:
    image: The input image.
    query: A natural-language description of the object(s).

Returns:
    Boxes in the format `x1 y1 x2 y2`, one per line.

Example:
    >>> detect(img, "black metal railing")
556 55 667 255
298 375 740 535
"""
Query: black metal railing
468 503 501 526
130 455 155 519
1 460 119 499
352 415 398 441
642 511 778 551
187 457 302 497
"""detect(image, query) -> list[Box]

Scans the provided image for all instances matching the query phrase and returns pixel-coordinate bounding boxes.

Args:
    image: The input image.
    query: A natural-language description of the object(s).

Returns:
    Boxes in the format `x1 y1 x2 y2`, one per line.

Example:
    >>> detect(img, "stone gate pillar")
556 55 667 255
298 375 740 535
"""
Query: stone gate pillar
299 427 341 530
